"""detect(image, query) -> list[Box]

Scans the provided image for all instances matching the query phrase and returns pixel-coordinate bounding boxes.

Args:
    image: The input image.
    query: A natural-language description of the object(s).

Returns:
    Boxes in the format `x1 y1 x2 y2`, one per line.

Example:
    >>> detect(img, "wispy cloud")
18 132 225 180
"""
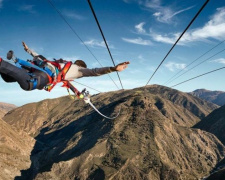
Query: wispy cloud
19 5 36 14
164 62 186 72
83 39 114 48
180 7 225 43
122 37 152 45
134 7 225 45
150 30 180 44
135 22 146 34
133 22 180 44
124 0 194 24
152 5 194 24
211 58 225 64
63 11 86 21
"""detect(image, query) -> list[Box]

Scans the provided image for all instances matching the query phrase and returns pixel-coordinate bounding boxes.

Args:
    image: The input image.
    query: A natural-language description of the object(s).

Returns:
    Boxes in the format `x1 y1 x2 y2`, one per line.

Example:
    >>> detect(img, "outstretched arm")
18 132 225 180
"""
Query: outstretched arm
77 61 130 78
22 42 39 57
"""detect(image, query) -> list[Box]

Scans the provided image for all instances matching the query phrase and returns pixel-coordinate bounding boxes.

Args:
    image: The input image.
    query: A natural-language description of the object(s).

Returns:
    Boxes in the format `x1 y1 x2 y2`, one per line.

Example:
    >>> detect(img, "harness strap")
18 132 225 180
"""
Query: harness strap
45 61 72 92
17 56 73 92
16 58 53 85
36 56 72 82
37 56 62 70
57 61 72 82
62 80 83 98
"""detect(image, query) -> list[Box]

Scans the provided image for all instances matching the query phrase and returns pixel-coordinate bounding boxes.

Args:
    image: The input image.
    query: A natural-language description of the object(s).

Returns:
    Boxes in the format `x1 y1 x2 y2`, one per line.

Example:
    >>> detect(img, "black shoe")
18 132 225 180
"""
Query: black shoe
7 50 14 60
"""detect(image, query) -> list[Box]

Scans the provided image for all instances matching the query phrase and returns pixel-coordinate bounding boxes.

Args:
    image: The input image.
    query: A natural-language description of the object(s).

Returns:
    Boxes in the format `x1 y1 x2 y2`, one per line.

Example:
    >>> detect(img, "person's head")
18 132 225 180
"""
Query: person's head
74 60 87 68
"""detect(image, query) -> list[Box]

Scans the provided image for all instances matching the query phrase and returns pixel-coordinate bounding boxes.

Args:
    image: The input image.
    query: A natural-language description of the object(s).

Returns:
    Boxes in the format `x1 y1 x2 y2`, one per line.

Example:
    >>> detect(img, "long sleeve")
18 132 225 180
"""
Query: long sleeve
64 64 115 80
25 46 39 57
79 67 113 77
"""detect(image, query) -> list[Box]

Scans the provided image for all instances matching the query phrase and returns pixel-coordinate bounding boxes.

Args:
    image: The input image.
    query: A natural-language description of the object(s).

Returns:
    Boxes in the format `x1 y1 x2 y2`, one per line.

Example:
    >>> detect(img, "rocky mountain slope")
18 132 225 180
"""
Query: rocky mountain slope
190 89 225 106
0 102 17 118
4 85 218 137
194 105 225 145
194 105 225 179
2 85 224 180
0 118 35 180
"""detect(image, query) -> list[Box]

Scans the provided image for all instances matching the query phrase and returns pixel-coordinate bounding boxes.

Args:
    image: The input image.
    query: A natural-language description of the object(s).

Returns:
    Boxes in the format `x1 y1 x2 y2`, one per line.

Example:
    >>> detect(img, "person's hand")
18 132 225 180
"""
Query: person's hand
114 61 130 72
22 41 28 51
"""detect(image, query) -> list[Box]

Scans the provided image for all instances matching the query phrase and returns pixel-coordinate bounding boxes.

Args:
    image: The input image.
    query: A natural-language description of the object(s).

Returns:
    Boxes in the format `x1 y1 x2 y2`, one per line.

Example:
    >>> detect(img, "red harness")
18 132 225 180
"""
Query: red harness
42 59 73 92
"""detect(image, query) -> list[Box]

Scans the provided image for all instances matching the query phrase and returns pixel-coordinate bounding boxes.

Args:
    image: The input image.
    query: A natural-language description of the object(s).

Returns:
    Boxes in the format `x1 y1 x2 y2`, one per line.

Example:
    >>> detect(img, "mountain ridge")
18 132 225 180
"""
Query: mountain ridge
2 85 224 180
0 102 17 118
190 89 225 106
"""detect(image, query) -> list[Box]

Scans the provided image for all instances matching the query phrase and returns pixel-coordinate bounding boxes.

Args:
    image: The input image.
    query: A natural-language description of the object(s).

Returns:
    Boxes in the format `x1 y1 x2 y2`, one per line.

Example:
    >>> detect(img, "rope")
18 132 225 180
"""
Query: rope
74 80 101 93
145 0 210 86
46 0 120 90
164 39 225 85
87 0 124 90
171 66 225 88
168 47 225 84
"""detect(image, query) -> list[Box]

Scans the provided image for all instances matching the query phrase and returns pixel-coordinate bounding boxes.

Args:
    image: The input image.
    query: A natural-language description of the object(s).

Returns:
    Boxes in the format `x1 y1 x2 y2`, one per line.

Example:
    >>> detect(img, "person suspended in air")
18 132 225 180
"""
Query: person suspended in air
0 42 130 91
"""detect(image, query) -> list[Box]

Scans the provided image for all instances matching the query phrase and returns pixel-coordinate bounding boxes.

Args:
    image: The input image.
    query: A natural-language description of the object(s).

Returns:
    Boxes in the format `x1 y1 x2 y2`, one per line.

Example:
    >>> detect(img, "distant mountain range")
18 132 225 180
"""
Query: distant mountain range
2 85 225 180
0 102 17 118
190 89 225 106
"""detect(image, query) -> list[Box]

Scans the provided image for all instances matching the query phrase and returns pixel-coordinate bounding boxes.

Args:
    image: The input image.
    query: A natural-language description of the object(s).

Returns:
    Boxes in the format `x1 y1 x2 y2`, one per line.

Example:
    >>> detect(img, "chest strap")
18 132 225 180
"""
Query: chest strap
45 61 72 92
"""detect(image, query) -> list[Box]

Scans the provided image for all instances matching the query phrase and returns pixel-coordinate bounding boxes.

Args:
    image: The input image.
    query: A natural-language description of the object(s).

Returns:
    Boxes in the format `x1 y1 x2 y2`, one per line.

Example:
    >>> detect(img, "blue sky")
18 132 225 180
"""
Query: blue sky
0 0 225 106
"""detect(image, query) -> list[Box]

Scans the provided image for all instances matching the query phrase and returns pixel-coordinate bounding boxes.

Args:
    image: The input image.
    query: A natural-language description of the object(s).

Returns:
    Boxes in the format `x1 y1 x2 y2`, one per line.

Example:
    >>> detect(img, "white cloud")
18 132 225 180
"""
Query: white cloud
139 7 225 45
150 30 180 44
144 0 194 24
135 22 146 34
63 11 86 20
172 6 194 18
83 39 114 49
154 6 194 24
19 5 36 13
123 0 193 24
164 62 186 72
211 58 225 64
181 7 225 42
122 37 152 45
153 12 161 17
